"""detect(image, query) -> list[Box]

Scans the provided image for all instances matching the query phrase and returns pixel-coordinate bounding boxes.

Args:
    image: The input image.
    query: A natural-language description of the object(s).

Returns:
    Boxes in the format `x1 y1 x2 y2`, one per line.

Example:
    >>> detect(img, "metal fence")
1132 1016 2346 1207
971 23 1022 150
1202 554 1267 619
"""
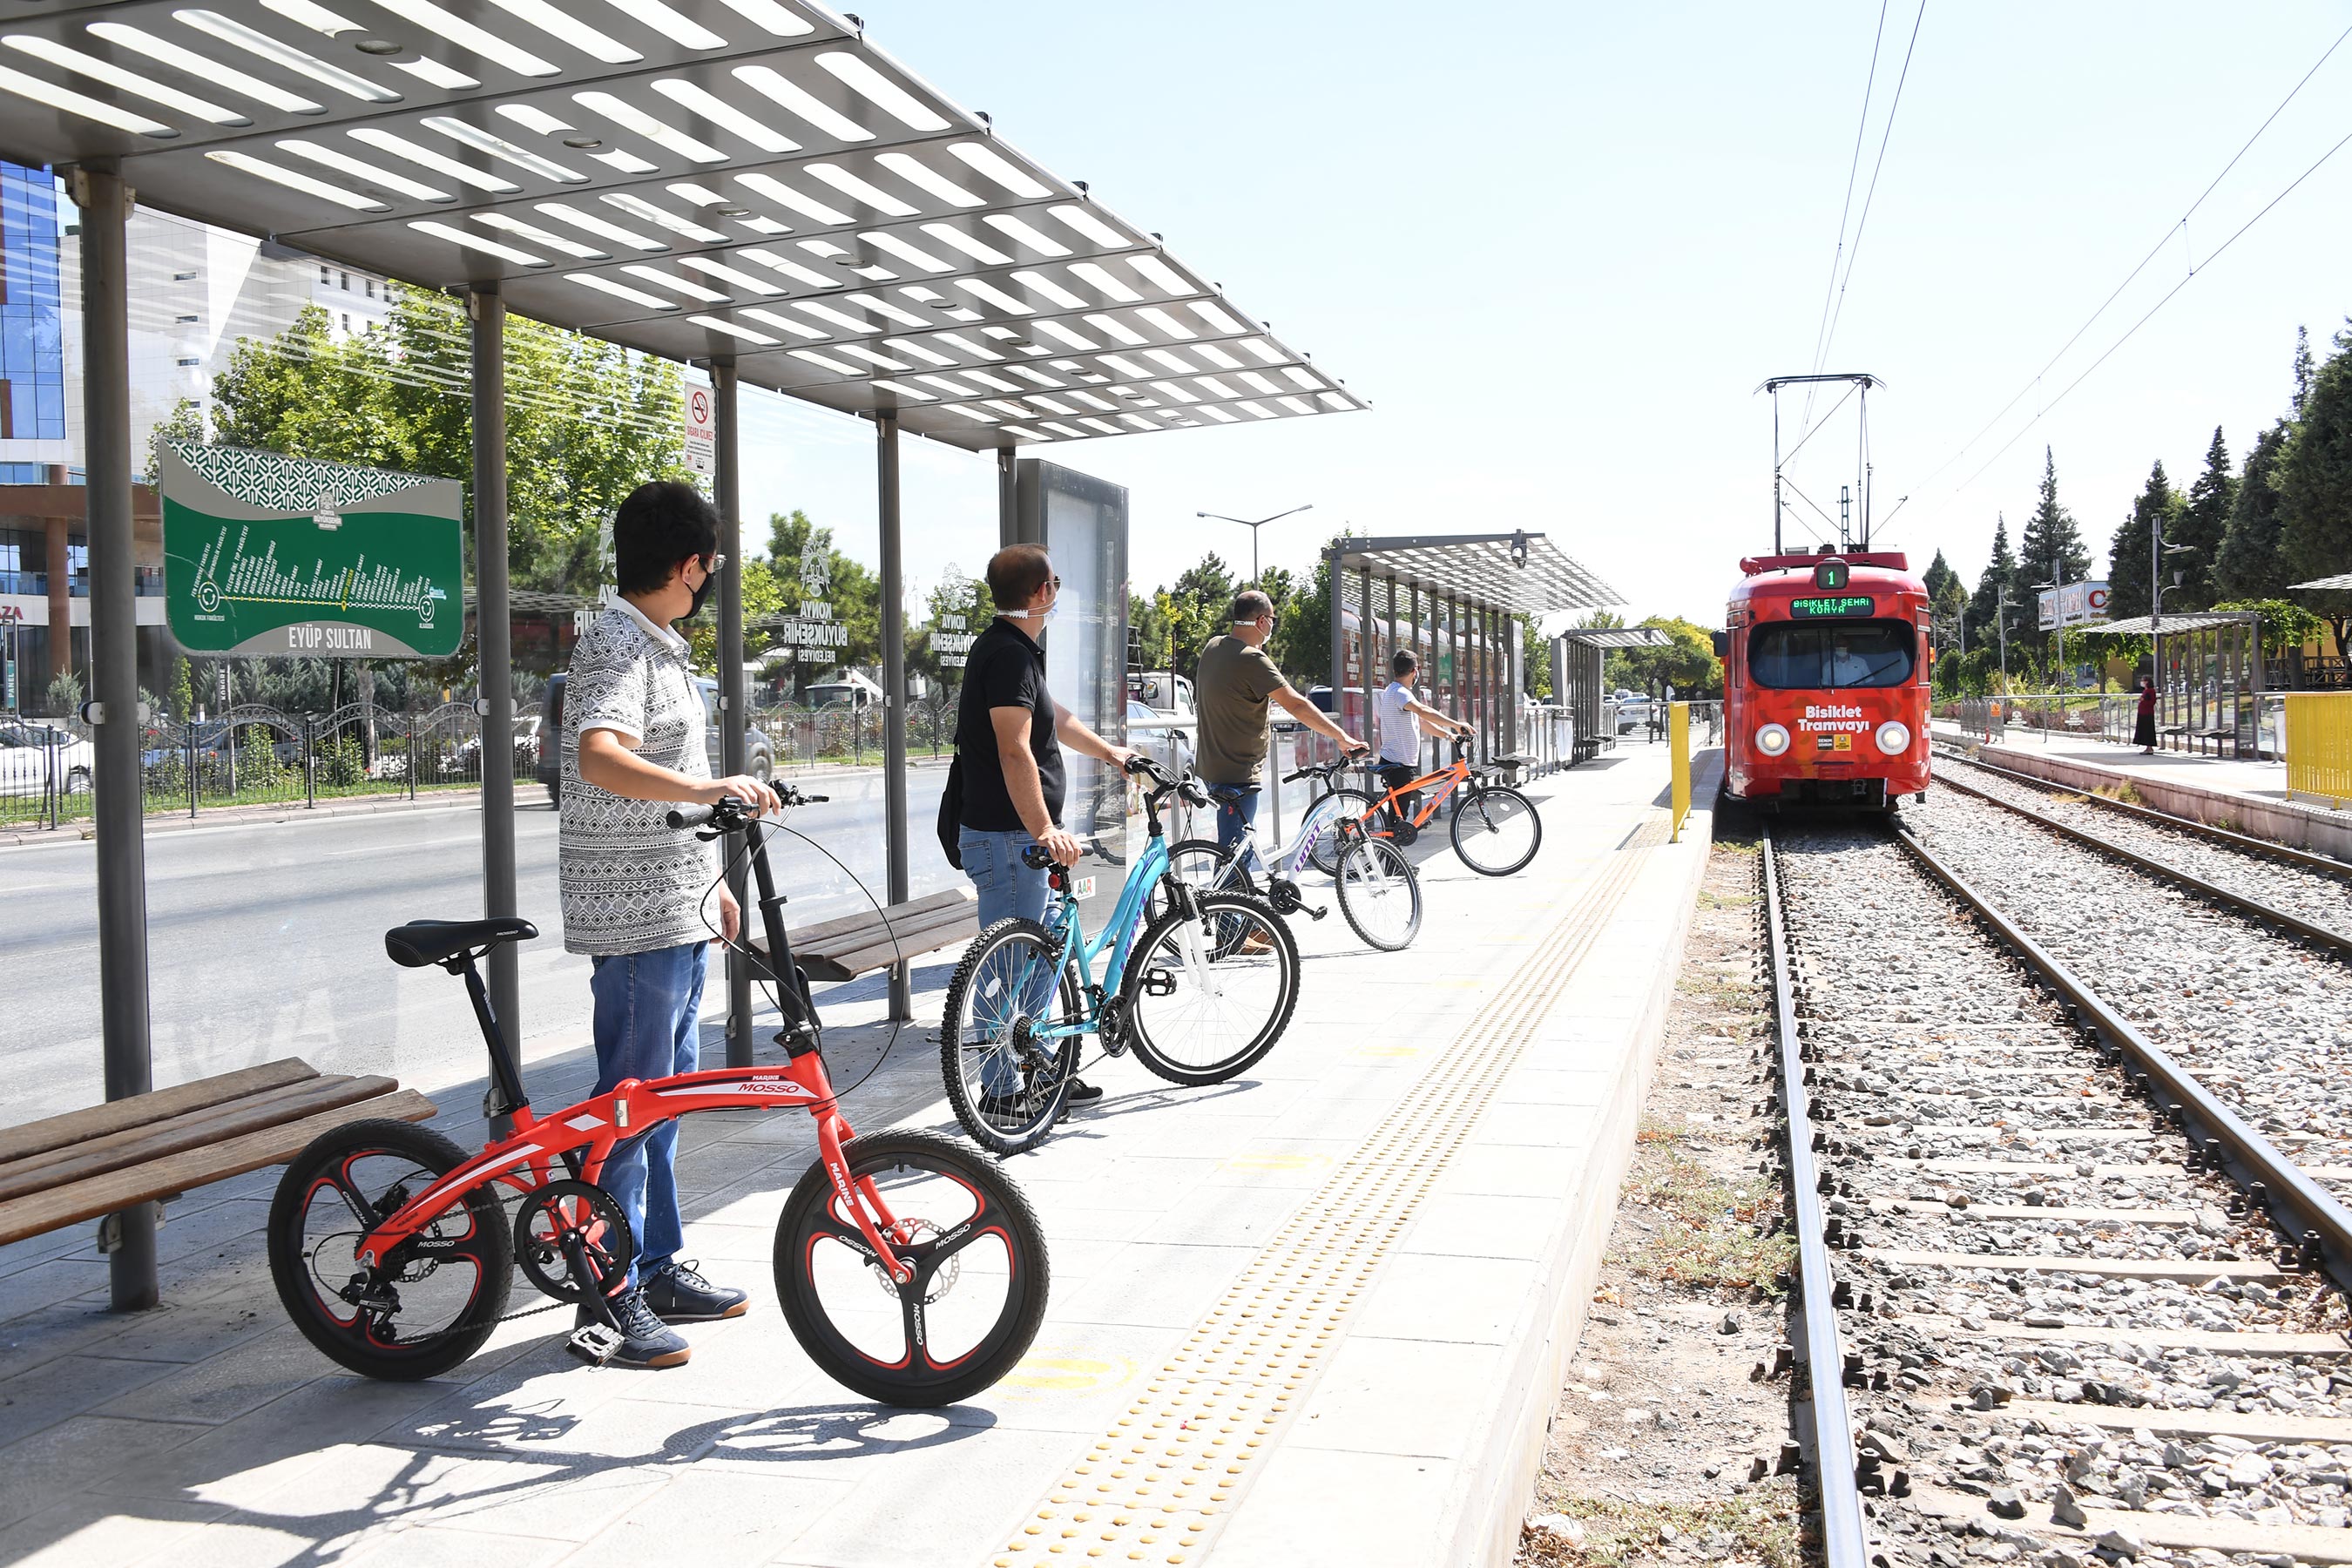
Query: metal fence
0 700 544 829
1943 692 2286 760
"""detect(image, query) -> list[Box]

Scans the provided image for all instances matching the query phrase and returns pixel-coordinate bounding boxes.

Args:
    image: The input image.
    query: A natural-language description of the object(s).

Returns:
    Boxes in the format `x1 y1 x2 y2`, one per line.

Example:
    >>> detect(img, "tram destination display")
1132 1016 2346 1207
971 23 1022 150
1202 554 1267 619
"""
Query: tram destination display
159 442 464 659
1789 595 1876 619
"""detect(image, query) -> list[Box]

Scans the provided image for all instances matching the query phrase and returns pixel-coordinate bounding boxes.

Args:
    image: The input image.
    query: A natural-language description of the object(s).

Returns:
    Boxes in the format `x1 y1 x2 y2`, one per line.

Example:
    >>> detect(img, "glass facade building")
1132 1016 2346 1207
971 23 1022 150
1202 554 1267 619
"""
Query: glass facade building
0 160 63 482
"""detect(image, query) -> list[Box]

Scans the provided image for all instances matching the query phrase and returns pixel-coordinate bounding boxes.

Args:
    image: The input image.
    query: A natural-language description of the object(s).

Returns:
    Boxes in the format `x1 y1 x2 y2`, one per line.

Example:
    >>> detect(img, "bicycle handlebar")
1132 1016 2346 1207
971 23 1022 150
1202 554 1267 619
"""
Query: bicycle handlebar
666 785 828 832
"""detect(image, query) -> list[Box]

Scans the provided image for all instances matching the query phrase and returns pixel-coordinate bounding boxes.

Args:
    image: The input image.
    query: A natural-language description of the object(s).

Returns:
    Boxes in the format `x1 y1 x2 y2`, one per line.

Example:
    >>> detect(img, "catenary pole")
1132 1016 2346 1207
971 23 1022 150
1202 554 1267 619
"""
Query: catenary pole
877 414 911 1019
77 159 157 1310
470 285 521 1082
713 362 751 1067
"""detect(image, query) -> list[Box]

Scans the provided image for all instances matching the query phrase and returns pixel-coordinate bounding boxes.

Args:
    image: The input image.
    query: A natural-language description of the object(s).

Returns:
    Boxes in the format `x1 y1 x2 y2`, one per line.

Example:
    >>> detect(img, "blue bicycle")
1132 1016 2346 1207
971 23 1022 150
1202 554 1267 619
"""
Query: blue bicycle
939 755 1301 1155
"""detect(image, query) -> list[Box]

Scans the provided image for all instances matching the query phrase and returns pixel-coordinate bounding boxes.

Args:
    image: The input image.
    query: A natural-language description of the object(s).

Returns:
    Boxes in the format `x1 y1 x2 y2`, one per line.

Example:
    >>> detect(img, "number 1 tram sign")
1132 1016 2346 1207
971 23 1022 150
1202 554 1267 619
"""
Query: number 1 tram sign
159 442 464 659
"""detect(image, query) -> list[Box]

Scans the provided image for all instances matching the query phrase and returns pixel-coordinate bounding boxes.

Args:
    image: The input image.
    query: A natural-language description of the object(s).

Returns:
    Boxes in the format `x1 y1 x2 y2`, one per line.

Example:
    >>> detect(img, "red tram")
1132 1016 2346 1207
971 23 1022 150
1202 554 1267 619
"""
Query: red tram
1720 550 1930 810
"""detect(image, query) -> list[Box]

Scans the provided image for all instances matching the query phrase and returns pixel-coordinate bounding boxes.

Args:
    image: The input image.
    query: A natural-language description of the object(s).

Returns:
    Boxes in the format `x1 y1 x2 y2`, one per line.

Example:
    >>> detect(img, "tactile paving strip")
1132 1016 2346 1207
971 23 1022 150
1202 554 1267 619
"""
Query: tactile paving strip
991 813 1672 1565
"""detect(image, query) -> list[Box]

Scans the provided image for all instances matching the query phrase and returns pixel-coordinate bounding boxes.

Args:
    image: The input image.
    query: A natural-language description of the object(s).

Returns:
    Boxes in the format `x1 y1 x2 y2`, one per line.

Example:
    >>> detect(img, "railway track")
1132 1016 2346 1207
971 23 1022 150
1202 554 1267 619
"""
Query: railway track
1758 819 2352 1568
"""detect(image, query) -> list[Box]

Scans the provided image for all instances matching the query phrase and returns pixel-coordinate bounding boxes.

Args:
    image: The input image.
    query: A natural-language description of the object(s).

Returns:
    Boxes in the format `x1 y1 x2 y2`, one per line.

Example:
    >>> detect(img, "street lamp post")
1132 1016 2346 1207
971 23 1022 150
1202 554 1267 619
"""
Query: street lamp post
1195 504 1314 583
2151 537 2193 728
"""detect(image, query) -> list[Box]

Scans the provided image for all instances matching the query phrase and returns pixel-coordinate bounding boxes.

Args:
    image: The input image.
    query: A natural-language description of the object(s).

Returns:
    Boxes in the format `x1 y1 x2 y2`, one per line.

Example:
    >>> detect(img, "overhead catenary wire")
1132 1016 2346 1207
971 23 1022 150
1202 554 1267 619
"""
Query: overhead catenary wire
1803 0 1928 423
1942 119 2352 504
1799 0 1893 431
1916 17 2352 508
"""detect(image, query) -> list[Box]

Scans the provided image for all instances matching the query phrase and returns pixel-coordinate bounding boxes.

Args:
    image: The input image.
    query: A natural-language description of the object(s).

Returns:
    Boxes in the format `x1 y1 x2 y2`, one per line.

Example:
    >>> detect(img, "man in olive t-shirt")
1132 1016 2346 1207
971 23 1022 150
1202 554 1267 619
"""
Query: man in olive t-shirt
1194 590 1367 862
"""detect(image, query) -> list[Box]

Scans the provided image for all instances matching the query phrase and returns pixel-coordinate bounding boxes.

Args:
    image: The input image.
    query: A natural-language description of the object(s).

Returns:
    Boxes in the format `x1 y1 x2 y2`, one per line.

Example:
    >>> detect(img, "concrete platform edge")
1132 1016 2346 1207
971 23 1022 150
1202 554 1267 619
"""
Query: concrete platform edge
1942 733 2352 863
1457 778 1720 1568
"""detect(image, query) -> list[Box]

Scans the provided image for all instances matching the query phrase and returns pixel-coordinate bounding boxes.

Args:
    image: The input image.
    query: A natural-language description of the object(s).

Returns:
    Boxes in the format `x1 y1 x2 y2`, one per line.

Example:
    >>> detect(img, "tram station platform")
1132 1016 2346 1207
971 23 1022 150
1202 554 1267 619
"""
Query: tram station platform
1930 720 2352 863
0 746 1719 1568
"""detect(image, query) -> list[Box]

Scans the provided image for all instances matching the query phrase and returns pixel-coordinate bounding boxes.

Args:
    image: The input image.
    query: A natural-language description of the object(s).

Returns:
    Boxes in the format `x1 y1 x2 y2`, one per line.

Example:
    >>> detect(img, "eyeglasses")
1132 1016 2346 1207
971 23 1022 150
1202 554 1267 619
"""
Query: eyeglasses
1051 575 1063 591
702 552 728 575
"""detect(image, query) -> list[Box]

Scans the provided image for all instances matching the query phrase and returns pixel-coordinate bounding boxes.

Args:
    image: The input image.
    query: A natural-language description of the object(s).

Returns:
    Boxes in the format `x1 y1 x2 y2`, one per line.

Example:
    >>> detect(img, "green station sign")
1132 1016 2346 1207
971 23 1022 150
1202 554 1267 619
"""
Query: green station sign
1789 595 1875 619
159 442 464 659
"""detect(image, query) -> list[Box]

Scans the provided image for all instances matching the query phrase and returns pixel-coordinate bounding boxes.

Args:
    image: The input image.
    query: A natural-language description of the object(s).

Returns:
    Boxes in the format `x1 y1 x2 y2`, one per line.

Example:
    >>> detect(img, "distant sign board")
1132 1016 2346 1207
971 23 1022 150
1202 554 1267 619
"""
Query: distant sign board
159 442 464 659
2037 581 2111 631
683 384 715 475
1790 595 1875 619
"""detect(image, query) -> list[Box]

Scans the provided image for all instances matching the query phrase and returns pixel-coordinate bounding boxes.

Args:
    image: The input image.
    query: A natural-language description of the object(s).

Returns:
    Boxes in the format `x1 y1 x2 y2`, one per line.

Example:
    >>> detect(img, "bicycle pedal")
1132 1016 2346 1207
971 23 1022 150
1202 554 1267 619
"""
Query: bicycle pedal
566 1321 624 1366
1304 904 1328 920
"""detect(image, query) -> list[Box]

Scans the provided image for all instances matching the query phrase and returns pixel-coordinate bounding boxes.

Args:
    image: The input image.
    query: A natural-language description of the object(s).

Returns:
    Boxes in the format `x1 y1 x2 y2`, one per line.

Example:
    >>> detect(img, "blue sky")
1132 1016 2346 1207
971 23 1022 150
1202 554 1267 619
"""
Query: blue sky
732 2 2352 630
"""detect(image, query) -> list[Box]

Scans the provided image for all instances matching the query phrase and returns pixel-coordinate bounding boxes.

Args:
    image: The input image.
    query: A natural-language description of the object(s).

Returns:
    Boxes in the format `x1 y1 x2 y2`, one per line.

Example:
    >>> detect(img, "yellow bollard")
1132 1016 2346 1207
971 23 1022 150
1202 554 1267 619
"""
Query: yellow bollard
2285 692 2352 809
1669 700 1690 841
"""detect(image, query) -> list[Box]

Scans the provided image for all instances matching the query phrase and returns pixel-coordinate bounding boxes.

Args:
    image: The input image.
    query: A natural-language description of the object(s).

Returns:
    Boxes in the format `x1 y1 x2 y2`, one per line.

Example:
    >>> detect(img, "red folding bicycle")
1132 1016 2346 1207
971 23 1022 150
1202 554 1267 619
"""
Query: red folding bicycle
266 787 1049 1407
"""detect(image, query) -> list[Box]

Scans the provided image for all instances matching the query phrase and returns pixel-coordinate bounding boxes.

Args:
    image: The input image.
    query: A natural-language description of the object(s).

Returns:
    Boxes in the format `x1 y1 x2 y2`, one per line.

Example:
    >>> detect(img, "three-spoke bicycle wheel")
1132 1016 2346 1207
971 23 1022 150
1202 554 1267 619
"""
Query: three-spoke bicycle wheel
268 1118 513 1382
774 1128 1050 1407
1450 785 1542 875
1120 891 1300 1085
1334 833 1422 950
939 918 1083 1155
1305 787 1380 877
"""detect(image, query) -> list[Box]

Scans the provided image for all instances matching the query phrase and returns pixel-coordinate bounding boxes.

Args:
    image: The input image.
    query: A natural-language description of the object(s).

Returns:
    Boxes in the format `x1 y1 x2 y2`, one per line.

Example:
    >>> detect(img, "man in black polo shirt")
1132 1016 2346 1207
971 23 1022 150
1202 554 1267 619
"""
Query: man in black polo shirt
954 543 1134 1105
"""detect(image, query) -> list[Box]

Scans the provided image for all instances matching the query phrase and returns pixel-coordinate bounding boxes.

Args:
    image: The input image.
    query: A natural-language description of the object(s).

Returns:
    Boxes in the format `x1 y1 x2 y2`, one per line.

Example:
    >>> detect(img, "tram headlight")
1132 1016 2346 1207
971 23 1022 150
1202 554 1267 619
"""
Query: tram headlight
1876 720 1912 754
1755 723 1790 757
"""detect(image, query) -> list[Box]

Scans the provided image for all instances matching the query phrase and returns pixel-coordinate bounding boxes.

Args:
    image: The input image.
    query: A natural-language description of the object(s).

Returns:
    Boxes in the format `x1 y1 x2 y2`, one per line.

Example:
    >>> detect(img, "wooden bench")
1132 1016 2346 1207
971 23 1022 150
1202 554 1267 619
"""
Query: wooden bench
0 1059 436 1249
2198 727 2240 758
754 885 982 982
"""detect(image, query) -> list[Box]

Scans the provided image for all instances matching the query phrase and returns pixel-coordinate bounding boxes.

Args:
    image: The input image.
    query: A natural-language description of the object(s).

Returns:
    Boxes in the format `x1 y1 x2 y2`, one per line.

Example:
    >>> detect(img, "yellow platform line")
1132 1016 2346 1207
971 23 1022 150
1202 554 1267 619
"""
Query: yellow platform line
990 811 1673 1566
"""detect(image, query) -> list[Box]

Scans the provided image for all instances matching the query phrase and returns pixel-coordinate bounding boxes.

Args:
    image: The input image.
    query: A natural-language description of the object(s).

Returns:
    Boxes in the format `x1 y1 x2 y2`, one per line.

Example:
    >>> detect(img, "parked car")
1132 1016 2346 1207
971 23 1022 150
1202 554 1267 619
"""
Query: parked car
535 673 774 808
805 671 884 710
0 719 93 798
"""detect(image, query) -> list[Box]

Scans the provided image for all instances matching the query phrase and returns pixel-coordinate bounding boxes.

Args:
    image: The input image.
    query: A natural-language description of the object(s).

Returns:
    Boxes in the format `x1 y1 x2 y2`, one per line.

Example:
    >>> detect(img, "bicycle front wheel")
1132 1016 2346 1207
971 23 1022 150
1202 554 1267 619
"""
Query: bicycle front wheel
1450 785 1543 875
268 1118 513 1382
1304 787 1379 878
1120 891 1300 1085
940 918 1083 1157
1335 834 1423 951
775 1128 1050 1408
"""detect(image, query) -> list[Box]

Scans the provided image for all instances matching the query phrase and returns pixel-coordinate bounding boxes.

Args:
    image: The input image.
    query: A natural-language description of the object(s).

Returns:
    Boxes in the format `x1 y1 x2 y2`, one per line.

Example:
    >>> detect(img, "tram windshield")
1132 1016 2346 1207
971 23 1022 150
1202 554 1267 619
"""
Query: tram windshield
1748 620 1914 690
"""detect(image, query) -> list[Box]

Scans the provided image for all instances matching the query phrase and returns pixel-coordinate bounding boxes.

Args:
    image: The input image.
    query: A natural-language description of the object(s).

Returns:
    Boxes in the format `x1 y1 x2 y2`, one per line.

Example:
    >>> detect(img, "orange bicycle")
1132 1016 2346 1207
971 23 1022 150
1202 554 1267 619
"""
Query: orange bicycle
1305 737 1542 877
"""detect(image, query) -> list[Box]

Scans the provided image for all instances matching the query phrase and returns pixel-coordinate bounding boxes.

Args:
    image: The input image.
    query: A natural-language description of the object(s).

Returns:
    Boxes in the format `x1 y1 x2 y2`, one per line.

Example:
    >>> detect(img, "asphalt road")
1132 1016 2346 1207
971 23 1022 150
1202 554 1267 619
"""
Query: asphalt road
1 766 960 1130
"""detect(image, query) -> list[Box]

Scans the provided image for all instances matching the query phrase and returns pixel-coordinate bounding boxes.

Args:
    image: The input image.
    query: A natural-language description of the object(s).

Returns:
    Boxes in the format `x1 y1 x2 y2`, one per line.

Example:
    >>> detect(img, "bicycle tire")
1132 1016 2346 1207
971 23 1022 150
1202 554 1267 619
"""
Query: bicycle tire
939 918 1083 1156
1335 834 1422 951
1120 890 1300 1085
268 1118 513 1382
1450 785 1543 875
774 1128 1050 1408
1303 787 1379 878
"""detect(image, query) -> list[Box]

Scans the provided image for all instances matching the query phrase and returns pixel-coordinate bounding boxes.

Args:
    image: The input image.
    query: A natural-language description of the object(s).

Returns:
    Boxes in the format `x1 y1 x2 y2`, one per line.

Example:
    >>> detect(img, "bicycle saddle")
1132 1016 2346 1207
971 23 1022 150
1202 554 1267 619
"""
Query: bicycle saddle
385 916 539 968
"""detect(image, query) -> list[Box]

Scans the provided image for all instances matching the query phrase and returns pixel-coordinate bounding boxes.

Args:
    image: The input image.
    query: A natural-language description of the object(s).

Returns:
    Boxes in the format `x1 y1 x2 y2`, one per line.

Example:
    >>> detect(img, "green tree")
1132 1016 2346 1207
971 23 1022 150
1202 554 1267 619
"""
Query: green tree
1519 616 1552 700
2276 321 2352 658
2016 448 2092 652
741 509 879 697
2213 421 2292 600
2173 427 2236 608
1963 514 2019 650
1605 616 1722 699
2103 461 2182 625
1931 574 1969 659
1271 542 1339 689
147 397 206 484
1921 549 1958 607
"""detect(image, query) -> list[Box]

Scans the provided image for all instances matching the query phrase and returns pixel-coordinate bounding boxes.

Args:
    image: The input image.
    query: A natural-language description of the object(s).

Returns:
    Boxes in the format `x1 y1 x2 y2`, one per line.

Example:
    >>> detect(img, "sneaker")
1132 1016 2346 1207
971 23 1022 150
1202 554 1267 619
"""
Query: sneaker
644 1259 748 1323
1065 1078 1104 1105
577 1286 691 1368
1236 929 1276 956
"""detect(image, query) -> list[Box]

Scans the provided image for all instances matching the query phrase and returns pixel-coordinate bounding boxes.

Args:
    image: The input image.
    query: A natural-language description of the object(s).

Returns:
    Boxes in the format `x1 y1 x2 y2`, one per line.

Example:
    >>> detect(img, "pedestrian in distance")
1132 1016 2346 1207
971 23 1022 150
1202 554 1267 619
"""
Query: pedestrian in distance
559 479 782 1369
1375 648 1470 840
2135 674 2159 754
1194 589 1369 909
951 543 1136 1110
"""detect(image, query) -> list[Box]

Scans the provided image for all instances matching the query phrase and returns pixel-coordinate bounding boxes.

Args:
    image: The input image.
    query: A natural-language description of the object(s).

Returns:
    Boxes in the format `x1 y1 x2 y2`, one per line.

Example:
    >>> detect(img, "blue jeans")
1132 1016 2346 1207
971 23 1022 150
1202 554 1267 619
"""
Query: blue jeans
1213 785 1261 870
959 826 1056 1095
589 940 708 1288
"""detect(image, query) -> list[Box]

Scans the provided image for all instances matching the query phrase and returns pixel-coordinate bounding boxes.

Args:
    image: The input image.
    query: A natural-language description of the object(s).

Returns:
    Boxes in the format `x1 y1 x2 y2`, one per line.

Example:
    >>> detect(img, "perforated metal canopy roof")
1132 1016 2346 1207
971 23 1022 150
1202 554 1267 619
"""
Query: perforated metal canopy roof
1335 532 1621 618
2081 612 2258 637
2288 573 2352 593
1558 626 1669 649
0 0 1360 450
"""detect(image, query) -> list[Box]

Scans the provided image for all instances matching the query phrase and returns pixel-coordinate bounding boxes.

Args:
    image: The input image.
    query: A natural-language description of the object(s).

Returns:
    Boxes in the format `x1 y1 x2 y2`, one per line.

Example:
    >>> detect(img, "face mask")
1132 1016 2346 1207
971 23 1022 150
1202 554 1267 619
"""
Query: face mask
1010 600 1060 625
686 560 717 619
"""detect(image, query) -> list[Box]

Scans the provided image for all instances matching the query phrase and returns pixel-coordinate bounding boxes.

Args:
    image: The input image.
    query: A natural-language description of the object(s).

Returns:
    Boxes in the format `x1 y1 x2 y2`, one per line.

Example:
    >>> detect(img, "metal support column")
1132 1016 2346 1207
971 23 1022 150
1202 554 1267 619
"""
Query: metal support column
1357 563 1374 744
470 285 521 1077
1325 544 1343 741
78 160 156 1311
1503 612 1518 757
997 447 1017 549
877 414 912 1019
713 362 752 1066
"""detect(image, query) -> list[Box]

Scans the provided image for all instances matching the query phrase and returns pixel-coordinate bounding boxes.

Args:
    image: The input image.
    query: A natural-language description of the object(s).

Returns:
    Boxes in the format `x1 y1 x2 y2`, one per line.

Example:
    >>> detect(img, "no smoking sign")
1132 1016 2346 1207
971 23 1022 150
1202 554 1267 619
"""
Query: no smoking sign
683 384 716 474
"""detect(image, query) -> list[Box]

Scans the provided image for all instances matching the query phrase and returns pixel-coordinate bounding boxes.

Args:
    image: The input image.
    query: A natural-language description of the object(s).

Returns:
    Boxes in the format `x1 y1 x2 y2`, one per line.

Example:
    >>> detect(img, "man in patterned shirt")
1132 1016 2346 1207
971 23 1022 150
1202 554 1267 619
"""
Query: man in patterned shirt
560 479 780 1369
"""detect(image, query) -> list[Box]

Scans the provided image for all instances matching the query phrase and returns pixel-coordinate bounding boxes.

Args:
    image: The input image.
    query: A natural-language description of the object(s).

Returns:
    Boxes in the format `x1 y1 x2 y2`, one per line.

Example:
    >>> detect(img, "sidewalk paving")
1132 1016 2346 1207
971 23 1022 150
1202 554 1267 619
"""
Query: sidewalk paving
0 745 1713 1568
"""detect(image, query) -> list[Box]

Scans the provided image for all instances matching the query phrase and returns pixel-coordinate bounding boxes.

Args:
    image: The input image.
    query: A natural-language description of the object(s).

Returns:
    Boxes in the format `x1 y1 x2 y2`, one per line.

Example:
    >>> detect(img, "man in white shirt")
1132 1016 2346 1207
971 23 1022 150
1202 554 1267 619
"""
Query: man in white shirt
1375 650 1470 837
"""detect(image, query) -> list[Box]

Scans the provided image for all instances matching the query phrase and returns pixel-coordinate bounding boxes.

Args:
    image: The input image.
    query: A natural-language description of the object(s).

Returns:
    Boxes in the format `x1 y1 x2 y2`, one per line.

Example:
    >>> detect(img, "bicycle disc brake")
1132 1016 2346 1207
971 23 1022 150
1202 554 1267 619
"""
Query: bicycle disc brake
871 1217 958 1304
514 1179 636 1304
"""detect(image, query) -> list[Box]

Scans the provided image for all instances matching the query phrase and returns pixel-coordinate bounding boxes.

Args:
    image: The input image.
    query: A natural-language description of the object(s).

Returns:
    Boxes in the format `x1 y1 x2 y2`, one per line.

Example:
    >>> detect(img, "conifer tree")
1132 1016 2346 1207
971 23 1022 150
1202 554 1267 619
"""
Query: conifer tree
2016 449 2092 650
1963 514 2018 650
2103 461 2182 624
2278 321 2352 655
2172 427 2234 609
2213 421 2291 600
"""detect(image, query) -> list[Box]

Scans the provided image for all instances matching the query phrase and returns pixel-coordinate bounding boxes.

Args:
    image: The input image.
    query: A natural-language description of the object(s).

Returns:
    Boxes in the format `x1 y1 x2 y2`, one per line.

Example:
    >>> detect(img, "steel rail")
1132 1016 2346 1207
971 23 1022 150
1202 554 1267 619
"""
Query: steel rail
1930 766 2352 956
1891 820 2352 1295
1758 826 1872 1568
1931 743 2352 881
